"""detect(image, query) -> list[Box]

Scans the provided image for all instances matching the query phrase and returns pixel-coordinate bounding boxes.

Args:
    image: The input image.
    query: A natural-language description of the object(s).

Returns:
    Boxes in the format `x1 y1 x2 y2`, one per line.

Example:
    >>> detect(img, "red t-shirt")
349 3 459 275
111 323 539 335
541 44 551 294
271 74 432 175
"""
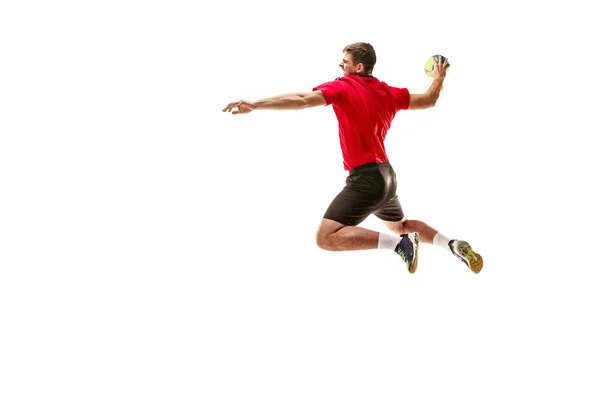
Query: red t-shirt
313 74 410 171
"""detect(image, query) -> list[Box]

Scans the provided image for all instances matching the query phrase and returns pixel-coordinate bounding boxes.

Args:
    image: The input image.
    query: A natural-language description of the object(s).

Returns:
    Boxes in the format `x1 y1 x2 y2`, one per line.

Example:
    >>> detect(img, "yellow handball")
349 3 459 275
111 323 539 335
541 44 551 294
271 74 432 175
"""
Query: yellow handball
424 54 447 74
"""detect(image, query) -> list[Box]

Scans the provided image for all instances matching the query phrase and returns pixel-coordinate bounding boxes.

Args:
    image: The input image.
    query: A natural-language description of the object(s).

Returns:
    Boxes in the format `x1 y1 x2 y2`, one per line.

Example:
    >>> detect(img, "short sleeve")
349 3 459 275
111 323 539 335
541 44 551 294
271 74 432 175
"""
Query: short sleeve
390 87 410 111
313 78 345 105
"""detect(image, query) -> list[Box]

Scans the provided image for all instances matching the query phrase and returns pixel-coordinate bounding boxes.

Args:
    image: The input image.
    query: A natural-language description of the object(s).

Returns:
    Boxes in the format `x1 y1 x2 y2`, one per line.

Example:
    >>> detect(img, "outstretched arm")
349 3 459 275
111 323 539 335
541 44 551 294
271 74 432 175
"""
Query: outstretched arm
223 90 327 114
408 57 450 110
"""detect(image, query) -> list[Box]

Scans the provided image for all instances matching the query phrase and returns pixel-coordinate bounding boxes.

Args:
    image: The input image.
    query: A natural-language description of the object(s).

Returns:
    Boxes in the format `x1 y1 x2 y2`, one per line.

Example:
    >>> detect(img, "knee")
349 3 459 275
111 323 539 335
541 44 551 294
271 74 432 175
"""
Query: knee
316 231 334 251
316 228 342 251
315 219 345 251
387 219 408 235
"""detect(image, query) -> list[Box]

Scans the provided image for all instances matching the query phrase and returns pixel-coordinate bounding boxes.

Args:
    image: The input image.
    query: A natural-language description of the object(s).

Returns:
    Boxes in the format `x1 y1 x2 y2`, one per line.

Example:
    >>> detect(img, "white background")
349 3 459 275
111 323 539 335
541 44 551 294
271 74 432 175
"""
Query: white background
1 1 599 399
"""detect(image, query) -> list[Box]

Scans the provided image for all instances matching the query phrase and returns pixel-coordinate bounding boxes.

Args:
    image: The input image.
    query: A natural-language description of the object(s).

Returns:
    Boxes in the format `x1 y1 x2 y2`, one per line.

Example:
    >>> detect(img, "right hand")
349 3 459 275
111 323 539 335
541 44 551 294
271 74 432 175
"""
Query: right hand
222 100 257 115
427 56 450 80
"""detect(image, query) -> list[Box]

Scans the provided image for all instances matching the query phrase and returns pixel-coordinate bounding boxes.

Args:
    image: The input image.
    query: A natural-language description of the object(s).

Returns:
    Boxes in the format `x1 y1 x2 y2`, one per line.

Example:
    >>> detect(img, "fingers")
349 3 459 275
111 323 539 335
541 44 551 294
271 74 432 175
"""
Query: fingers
439 56 450 70
222 101 241 113
223 101 238 112
435 56 450 73
443 57 450 69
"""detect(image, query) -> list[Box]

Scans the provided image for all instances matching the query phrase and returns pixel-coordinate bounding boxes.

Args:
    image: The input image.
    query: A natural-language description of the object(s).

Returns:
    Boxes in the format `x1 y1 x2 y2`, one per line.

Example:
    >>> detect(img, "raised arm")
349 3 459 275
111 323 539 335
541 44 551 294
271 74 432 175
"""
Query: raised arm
222 91 327 114
408 57 450 110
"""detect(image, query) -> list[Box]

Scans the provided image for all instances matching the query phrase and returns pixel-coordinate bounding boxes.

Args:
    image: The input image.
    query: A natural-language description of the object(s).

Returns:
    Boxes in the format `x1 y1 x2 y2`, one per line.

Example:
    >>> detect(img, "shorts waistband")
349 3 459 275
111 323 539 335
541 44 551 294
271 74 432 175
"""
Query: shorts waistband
349 162 391 175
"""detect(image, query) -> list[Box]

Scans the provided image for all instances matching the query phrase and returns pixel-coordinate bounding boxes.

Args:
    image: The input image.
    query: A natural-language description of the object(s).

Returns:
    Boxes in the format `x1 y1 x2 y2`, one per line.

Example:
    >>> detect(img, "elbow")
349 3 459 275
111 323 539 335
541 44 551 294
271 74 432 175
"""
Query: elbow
429 92 440 107
285 96 306 110
300 98 310 109
300 95 317 109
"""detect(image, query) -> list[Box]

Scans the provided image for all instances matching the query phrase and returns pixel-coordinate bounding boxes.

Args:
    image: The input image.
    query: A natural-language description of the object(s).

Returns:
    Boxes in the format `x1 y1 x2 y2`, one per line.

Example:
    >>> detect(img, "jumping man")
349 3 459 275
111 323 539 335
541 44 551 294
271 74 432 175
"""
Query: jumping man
222 42 483 274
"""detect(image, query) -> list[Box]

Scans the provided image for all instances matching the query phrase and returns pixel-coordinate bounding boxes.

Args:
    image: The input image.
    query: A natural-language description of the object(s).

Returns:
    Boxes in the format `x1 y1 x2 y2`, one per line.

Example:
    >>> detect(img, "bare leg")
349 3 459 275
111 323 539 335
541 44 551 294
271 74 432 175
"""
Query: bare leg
315 218 380 251
383 218 438 244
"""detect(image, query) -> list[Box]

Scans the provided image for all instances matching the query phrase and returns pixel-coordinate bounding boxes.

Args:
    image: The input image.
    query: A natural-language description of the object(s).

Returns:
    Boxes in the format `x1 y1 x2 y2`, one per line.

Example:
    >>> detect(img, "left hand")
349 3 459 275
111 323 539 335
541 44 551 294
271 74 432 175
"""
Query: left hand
222 100 256 114
427 56 450 80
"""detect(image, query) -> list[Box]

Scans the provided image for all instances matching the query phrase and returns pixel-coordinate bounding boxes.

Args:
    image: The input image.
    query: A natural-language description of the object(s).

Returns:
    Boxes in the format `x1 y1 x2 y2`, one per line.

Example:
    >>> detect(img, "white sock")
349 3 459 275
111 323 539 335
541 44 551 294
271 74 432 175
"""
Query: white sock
433 232 451 252
378 232 402 250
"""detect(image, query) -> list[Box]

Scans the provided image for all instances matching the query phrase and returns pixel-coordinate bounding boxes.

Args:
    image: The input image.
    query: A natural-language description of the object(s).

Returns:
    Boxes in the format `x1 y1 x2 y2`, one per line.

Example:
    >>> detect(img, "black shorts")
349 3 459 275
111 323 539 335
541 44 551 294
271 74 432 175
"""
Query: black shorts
323 162 404 226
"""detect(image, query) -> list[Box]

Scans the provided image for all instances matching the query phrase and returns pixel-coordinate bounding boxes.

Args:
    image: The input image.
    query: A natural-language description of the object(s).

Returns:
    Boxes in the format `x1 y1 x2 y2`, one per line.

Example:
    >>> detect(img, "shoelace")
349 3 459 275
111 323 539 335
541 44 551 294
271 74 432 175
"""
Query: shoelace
457 242 476 261
457 241 470 255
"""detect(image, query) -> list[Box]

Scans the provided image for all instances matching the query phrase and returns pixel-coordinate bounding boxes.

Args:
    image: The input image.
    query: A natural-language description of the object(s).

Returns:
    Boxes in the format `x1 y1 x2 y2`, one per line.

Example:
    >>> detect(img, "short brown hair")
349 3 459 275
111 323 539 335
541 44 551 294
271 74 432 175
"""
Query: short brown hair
343 42 377 76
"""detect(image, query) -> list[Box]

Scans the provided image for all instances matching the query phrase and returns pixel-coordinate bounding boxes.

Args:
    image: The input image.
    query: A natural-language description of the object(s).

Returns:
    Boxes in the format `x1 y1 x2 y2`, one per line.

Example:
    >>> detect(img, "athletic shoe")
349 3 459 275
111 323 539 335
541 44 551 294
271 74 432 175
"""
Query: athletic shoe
449 240 483 273
395 233 419 273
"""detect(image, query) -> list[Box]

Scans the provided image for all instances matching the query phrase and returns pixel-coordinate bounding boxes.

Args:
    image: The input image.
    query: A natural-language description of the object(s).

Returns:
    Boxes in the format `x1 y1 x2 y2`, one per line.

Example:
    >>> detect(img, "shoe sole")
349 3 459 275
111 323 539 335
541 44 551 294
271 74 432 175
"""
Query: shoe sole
408 233 419 274
468 251 483 274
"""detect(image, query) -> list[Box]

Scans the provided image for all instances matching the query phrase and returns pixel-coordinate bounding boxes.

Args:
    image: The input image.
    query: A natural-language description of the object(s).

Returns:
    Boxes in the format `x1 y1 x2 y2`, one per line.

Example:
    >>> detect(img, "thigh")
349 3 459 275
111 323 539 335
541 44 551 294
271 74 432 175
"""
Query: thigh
316 218 345 237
